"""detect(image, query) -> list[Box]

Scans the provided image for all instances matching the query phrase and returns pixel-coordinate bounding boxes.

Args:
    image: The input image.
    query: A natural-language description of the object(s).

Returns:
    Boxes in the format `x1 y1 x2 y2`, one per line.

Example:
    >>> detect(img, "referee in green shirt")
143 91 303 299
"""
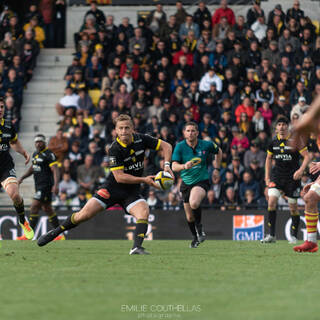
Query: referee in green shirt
172 121 222 248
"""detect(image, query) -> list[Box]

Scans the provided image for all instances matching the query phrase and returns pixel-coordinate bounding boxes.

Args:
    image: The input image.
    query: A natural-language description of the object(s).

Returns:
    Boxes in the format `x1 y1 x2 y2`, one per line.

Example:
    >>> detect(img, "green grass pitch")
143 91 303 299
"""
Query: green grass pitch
0 240 319 320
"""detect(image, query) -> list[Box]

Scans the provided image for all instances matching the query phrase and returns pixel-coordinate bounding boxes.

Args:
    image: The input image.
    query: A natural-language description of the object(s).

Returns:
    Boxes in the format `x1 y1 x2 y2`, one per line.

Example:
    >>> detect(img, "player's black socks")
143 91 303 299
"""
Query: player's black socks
268 209 276 237
193 207 202 227
51 213 78 237
133 219 148 248
14 199 25 224
291 214 300 238
29 212 39 230
48 212 60 229
187 221 197 238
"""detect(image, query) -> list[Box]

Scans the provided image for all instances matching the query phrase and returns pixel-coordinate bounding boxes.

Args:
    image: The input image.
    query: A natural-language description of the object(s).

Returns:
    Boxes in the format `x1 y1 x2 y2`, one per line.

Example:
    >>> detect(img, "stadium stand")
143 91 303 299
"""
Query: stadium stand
1 0 320 211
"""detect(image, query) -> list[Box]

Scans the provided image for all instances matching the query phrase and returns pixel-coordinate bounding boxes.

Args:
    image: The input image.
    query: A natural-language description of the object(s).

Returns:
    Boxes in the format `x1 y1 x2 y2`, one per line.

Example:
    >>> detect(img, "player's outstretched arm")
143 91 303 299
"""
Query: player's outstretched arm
265 153 272 186
293 148 311 180
112 169 159 189
213 148 222 173
158 140 174 179
291 94 320 149
18 165 34 185
50 164 60 195
10 139 30 164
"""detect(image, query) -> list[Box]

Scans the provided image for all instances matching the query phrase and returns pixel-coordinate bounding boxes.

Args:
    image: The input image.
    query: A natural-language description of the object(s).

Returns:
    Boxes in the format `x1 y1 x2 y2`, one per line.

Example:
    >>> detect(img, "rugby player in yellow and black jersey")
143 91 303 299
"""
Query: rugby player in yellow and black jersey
18 134 63 240
38 114 174 254
262 116 310 244
0 98 34 239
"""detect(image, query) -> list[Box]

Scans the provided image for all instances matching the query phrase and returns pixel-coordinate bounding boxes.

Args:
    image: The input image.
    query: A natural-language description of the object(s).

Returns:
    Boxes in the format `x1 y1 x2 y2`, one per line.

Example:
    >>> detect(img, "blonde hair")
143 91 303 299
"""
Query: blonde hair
114 114 133 125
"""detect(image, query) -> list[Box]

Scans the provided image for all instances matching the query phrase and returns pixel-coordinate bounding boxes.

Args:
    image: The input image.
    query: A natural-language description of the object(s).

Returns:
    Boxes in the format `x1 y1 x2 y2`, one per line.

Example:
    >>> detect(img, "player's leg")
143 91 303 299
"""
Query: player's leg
3 178 34 239
180 182 199 247
16 198 41 240
261 187 279 243
184 203 199 248
189 185 207 243
288 199 300 244
294 182 320 252
42 202 65 241
128 199 151 255
37 198 104 246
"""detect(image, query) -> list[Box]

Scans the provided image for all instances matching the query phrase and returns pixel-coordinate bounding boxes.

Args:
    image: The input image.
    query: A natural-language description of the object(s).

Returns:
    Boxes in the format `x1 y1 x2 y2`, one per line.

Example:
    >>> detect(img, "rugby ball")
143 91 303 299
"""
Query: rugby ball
154 171 174 190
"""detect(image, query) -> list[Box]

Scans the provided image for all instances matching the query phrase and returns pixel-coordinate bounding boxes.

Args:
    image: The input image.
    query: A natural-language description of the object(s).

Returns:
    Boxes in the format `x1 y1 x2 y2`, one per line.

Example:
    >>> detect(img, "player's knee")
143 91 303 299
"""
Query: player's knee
304 192 317 206
11 192 21 203
189 199 200 210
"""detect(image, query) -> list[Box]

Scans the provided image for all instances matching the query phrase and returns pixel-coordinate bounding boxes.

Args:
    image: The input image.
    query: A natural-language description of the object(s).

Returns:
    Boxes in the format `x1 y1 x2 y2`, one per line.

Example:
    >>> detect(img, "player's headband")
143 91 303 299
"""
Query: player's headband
34 135 46 143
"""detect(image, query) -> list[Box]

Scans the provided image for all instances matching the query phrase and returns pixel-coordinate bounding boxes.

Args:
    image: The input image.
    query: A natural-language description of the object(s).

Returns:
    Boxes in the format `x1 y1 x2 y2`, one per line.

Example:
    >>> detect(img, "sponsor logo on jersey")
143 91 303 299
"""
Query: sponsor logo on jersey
97 188 110 199
127 161 144 170
0 144 9 151
233 215 264 241
191 157 201 166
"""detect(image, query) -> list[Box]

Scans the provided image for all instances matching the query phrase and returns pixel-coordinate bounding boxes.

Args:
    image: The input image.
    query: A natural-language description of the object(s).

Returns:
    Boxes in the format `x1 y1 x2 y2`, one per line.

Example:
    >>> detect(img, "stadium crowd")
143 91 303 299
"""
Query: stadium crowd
0 1 66 133
4 0 320 211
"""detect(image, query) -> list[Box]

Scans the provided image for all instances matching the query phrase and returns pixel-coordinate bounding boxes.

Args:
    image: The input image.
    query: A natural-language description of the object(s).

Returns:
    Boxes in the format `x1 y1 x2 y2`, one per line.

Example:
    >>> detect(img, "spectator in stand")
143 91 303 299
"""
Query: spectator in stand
39 0 55 48
235 97 255 123
23 16 45 48
48 128 69 164
212 0 235 27
174 1 188 27
179 15 200 41
84 0 105 27
243 140 266 168
56 86 79 120
199 66 222 93
77 154 103 194
239 170 260 203
147 189 162 210
286 1 304 23
251 14 267 43
221 187 241 211
193 1 211 31
148 3 167 32
258 101 273 125
85 55 103 89
112 83 132 108
246 0 265 28
58 172 78 200
228 154 244 181
290 96 310 120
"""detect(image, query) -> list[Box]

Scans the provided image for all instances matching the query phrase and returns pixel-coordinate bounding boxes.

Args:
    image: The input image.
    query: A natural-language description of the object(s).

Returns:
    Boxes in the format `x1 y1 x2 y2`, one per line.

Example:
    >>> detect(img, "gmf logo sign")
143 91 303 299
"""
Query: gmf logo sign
233 215 264 241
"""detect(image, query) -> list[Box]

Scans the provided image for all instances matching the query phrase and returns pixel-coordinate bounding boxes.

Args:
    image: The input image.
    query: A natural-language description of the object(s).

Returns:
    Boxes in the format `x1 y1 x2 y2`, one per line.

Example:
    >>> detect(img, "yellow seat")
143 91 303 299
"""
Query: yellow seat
312 20 320 35
88 89 101 106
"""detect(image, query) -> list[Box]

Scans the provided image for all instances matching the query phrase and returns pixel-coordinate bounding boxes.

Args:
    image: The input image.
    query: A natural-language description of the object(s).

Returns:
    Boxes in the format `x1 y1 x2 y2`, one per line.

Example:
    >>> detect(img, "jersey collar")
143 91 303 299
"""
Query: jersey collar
116 136 134 148
277 133 290 141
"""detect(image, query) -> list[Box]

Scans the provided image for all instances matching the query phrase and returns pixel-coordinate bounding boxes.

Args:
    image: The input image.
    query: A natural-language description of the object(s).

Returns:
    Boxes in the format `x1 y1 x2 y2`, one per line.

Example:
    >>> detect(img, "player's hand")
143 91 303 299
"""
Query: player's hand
164 166 175 182
144 175 160 189
17 178 23 185
309 162 320 175
293 169 303 180
52 184 59 195
23 151 30 165
265 178 270 186
184 161 193 170
302 182 313 197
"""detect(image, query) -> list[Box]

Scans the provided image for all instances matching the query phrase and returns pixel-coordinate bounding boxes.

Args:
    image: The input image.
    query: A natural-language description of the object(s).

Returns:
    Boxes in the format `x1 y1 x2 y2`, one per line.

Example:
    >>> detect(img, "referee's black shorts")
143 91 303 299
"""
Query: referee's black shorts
180 179 210 203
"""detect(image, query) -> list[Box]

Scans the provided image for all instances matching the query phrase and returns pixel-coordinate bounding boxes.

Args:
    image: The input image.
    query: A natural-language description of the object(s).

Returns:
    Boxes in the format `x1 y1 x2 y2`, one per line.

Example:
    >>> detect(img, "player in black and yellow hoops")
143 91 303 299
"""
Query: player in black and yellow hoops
0 98 34 239
37 114 173 255
18 134 63 240
262 117 310 244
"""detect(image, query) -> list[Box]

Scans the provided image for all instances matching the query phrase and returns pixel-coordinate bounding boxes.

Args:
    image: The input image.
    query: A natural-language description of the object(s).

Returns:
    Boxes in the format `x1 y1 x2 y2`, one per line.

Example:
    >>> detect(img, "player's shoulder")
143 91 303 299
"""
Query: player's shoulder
200 139 217 149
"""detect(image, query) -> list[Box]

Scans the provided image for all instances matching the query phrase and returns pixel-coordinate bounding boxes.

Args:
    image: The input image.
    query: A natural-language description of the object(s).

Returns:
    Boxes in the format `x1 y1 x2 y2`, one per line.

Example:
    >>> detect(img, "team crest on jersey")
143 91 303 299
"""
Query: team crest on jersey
97 189 110 199
109 157 117 166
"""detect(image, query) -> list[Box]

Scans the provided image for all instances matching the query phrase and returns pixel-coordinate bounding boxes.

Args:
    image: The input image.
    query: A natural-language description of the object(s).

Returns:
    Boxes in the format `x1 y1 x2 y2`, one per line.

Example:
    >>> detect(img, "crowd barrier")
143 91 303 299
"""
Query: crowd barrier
0 209 313 241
